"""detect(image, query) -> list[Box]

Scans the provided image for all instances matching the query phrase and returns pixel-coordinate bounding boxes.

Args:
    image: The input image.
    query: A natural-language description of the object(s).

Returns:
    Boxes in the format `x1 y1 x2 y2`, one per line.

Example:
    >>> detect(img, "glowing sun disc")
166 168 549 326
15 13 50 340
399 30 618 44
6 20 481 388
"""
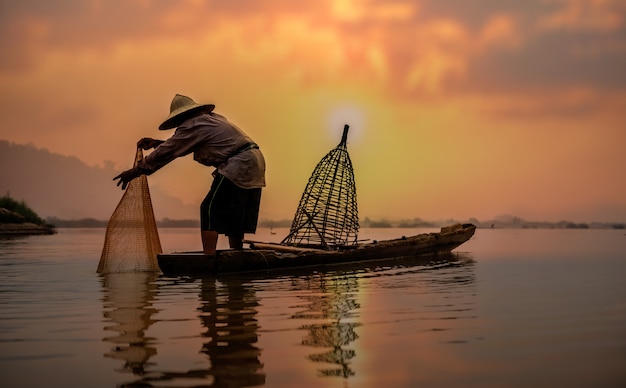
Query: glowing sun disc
326 104 365 144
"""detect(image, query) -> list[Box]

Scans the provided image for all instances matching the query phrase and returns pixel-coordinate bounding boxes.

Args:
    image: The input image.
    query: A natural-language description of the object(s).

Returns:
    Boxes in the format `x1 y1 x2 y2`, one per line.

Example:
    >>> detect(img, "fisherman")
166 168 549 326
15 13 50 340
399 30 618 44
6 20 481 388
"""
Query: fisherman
113 94 266 256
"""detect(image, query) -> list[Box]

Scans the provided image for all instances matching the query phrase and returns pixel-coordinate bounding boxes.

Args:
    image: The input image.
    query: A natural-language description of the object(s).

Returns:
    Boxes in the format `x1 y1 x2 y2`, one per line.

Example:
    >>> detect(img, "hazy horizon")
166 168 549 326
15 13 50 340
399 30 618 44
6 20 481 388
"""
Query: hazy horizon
2 139 624 225
1 1 625 223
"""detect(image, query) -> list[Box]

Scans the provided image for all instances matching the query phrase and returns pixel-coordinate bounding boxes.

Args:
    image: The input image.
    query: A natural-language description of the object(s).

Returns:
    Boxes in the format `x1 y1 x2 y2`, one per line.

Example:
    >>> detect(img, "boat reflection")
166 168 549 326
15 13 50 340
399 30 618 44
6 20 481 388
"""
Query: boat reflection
100 272 159 375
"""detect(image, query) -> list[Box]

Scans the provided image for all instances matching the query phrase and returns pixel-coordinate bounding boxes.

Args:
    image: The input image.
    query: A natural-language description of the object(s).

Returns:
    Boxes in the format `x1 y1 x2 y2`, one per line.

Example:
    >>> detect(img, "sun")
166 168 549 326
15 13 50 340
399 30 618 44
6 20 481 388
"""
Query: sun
326 103 365 145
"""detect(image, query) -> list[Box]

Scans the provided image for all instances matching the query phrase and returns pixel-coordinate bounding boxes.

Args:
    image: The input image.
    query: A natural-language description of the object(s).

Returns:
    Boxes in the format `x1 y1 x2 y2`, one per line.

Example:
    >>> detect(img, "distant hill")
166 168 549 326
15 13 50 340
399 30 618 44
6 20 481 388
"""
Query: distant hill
0 140 197 220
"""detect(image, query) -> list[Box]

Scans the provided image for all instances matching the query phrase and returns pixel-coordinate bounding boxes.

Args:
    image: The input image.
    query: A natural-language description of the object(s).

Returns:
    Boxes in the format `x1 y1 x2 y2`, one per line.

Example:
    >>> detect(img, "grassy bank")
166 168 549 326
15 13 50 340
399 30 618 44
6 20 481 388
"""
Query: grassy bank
0 195 56 236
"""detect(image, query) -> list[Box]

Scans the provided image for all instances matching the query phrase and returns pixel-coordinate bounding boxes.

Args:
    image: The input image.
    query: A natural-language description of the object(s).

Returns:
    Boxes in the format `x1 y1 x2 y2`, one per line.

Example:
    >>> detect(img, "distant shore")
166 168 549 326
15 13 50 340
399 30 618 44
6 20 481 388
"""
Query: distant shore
0 196 57 237
43 216 626 230
0 222 57 236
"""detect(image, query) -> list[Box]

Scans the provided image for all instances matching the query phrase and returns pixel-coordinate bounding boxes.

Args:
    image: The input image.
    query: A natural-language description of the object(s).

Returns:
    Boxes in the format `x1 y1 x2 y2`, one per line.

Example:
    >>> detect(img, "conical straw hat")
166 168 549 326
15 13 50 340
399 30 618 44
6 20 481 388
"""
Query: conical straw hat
159 94 215 130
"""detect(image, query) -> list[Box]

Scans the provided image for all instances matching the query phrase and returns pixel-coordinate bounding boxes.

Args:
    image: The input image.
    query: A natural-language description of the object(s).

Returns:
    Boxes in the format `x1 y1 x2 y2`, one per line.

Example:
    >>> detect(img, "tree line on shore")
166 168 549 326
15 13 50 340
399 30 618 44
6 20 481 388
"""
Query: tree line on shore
0 194 56 235
2 194 624 232
44 215 626 230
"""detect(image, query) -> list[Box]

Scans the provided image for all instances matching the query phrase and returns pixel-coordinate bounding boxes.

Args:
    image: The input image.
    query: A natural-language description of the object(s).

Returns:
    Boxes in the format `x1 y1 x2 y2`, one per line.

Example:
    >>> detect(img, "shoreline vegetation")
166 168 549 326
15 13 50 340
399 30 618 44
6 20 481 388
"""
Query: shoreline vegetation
0 195 56 236
2 195 624 235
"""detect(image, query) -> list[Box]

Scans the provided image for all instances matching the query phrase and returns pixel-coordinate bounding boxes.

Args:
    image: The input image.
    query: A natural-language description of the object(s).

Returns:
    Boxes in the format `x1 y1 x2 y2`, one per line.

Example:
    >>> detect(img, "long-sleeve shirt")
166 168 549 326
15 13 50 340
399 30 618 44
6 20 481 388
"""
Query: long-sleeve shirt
137 113 266 189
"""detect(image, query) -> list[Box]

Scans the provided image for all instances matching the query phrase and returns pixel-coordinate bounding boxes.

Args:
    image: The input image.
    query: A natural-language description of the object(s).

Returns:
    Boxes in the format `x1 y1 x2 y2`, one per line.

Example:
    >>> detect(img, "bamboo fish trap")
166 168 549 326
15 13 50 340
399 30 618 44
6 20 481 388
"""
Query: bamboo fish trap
282 125 359 249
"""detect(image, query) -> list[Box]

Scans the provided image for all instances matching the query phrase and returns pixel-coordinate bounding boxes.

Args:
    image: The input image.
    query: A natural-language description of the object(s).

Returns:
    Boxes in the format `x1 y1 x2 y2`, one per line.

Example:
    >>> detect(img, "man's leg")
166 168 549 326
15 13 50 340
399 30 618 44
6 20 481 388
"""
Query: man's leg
201 230 219 256
228 234 244 250
200 176 224 256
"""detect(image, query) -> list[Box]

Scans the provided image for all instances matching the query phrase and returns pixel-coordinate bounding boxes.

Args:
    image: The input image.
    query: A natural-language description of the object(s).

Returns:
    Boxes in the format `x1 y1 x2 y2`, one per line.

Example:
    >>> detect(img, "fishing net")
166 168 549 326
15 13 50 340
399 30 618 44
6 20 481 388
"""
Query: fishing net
282 125 359 248
97 148 162 273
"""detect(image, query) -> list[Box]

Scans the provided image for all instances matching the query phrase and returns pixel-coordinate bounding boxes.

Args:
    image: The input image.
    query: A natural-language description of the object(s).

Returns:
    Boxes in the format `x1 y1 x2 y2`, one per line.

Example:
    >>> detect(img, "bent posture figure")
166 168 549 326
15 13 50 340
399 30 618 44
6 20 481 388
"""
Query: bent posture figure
114 94 266 256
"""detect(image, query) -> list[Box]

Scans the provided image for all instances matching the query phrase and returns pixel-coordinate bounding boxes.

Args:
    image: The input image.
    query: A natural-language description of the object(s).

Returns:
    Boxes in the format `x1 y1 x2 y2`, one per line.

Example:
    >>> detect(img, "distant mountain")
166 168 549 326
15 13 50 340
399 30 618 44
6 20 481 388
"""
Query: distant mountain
0 140 197 220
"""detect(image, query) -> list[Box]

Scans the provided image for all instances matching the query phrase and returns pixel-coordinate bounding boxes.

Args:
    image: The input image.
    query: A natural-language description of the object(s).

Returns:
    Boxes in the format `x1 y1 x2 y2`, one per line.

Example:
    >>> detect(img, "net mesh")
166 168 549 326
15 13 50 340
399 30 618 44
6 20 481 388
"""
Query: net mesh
97 148 162 273
282 125 359 248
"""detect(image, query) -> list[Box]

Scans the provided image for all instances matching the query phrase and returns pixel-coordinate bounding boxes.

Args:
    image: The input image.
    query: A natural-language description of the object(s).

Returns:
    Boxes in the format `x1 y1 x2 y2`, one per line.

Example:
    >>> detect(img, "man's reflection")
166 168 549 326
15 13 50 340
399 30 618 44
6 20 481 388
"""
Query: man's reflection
198 277 266 386
102 274 265 387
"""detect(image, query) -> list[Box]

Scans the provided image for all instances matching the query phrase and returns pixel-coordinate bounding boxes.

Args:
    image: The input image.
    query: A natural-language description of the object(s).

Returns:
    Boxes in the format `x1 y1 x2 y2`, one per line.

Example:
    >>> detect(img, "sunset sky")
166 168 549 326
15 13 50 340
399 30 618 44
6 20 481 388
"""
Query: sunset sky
1 0 625 223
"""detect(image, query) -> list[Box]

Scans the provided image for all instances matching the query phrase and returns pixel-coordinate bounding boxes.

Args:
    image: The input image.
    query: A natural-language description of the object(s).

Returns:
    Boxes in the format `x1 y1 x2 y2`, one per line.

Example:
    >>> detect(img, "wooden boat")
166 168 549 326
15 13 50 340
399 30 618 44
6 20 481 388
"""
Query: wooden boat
157 223 476 276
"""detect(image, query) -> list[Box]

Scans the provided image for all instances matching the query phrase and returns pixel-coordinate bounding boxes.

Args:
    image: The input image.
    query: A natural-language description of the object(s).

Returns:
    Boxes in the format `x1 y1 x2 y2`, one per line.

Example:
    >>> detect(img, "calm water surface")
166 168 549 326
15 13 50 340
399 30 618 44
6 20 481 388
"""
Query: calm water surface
0 227 625 387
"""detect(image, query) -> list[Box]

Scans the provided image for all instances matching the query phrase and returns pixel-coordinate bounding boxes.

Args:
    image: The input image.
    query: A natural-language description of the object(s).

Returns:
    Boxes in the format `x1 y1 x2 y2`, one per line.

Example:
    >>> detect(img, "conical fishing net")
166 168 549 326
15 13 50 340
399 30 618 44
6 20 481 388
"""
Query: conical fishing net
282 125 359 248
97 148 162 273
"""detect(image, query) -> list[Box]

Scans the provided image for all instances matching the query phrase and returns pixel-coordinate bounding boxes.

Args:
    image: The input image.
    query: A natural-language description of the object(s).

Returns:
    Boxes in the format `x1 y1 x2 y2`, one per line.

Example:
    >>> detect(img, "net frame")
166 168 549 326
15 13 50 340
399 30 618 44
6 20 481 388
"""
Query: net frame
98 148 162 273
282 125 359 248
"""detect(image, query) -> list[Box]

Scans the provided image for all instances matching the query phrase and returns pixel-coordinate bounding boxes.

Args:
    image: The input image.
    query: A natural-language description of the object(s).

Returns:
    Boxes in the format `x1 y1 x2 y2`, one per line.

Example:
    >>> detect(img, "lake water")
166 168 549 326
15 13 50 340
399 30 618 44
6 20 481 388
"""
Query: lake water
0 227 625 387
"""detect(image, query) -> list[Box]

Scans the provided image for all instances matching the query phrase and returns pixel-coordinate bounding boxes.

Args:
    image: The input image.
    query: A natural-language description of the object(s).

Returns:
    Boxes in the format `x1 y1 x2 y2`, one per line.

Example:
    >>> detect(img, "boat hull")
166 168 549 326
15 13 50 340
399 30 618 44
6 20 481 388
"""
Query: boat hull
157 223 476 276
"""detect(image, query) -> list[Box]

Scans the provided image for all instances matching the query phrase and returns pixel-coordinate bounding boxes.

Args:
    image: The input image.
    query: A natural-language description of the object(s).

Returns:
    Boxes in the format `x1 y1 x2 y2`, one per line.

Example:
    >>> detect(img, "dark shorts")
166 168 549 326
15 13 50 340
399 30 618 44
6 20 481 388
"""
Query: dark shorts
200 174 262 236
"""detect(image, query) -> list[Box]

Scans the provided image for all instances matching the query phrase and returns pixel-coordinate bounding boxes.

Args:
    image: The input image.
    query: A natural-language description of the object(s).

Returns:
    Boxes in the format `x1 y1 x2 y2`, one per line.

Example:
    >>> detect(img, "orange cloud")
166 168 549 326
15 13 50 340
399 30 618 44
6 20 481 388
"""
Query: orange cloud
331 0 418 22
478 14 523 51
538 0 624 31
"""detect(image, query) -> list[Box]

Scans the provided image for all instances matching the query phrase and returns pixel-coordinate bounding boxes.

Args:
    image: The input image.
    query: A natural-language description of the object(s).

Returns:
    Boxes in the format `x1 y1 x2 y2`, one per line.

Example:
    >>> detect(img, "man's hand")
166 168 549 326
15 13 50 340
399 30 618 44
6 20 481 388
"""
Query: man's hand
113 167 141 190
137 137 164 150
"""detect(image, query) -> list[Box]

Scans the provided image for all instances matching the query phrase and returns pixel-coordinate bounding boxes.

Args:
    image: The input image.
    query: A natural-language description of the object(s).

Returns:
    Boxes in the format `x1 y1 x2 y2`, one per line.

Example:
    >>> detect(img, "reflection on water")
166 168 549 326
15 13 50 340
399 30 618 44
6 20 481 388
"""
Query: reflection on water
293 276 361 378
98 254 475 386
283 254 476 381
101 273 265 387
100 272 159 375
4 228 625 387
198 278 265 386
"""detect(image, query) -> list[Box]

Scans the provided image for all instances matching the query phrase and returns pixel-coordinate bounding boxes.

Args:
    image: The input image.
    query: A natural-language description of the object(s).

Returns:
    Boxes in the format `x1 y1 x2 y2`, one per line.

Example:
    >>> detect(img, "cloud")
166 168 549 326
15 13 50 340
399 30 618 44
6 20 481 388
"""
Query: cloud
537 0 625 32
2 1 624 95
330 0 417 22
478 14 523 51
1 1 624 128
467 88 626 122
